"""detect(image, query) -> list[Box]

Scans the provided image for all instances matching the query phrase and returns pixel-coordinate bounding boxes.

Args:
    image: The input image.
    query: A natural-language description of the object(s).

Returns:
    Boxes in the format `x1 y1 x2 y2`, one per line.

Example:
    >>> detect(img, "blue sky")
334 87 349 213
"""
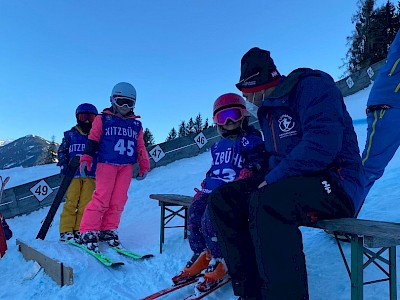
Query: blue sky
0 0 387 144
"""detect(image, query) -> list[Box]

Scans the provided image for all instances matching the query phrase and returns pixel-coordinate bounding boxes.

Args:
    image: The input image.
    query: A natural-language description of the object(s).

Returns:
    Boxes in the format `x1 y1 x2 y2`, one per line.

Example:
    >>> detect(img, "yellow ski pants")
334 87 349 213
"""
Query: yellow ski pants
59 177 95 233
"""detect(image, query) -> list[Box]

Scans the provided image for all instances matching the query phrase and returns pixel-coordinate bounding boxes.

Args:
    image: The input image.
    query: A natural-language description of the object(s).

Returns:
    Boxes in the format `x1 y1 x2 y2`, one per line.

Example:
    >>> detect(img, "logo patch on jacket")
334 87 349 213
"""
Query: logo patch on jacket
321 180 332 194
278 114 297 138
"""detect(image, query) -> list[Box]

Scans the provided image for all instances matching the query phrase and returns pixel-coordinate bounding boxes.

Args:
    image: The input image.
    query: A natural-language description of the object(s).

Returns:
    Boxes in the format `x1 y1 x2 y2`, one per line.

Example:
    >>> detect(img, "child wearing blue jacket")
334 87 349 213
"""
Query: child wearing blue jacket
172 93 267 293
57 103 98 241
361 30 400 204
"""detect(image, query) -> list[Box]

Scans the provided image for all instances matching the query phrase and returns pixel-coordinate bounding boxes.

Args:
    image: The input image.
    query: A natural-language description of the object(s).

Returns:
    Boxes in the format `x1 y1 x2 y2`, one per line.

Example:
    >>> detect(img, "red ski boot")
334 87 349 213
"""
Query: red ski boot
195 258 228 293
172 250 211 285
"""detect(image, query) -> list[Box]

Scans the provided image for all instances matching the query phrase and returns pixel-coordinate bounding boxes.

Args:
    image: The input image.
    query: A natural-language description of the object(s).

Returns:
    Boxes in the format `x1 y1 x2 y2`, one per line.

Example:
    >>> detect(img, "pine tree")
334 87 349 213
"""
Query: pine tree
369 1 398 62
203 118 210 130
193 113 203 133
50 135 58 163
397 1 400 19
344 0 400 75
143 128 155 147
345 0 376 74
387 1 400 43
166 128 178 141
178 121 187 137
43 135 58 164
187 118 195 135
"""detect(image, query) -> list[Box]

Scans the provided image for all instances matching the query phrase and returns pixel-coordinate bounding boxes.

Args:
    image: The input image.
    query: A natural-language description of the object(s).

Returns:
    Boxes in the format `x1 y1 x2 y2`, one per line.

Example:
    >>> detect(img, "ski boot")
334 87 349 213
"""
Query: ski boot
195 257 228 293
80 230 100 253
73 230 80 240
99 229 121 247
172 249 211 285
59 231 74 242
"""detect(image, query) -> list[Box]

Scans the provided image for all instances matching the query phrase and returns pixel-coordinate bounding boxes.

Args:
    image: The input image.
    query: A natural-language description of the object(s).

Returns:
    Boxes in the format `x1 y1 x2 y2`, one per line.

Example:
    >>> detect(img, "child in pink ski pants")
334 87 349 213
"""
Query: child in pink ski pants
78 82 150 251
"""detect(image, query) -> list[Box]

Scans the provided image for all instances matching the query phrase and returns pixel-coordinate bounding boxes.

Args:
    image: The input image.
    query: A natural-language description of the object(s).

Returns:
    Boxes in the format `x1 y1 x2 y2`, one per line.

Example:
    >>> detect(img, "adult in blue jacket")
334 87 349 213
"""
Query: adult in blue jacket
361 30 400 202
207 47 365 300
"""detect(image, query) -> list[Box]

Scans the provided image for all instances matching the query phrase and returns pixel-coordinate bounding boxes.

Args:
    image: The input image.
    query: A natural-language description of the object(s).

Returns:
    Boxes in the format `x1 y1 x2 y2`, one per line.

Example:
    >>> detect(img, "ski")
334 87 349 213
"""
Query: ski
0 177 10 258
140 278 199 300
36 157 80 240
66 240 124 267
184 277 231 300
0 176 10 201
109 245 154 260
0 213 7 258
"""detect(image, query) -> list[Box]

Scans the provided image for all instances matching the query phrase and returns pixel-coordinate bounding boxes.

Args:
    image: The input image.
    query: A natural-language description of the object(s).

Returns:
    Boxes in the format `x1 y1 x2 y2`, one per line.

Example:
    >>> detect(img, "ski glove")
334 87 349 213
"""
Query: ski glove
61 156 81 177
79 154 93 178
193 187 202 202
60 164 74 176
136 171 147 181
1 215 12 240
235 168 254 181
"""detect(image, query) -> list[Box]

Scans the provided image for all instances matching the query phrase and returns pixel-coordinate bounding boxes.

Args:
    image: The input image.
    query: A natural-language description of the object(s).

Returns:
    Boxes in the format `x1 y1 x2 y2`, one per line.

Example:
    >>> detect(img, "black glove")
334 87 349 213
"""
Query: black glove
60 165 74 176
1 217 12 240
60 156 80 177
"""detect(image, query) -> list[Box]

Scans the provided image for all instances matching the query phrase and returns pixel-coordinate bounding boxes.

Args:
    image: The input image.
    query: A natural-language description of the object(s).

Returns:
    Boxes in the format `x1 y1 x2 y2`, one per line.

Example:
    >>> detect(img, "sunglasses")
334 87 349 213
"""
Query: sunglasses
213 107 246 125
112 96 136 109
77 113 96 122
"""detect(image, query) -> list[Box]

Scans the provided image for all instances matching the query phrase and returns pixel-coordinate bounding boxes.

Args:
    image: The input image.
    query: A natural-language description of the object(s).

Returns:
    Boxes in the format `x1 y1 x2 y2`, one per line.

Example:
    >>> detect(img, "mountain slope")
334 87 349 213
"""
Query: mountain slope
1 85 400 299
0 135 57 169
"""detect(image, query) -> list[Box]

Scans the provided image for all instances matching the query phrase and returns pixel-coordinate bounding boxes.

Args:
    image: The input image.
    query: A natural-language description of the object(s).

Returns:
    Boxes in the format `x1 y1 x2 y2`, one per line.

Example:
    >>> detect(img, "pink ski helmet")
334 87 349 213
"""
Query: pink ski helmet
213 93 246 117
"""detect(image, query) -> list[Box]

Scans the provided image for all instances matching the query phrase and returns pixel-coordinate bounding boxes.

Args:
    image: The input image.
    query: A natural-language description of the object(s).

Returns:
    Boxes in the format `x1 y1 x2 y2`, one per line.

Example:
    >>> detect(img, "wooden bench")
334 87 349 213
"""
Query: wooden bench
150 193 400 300
149 194 192 254
315 218 399 300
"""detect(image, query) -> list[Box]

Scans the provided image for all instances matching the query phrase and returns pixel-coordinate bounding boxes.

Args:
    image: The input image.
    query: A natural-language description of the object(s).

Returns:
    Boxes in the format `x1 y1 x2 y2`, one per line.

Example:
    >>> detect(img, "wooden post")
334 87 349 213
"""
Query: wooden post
350 236 363 300
389 246 397 300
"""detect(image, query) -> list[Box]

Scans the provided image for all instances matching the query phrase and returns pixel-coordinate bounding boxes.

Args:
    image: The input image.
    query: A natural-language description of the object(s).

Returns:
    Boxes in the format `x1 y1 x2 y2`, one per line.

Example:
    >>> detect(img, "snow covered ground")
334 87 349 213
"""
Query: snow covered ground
1 83 399 300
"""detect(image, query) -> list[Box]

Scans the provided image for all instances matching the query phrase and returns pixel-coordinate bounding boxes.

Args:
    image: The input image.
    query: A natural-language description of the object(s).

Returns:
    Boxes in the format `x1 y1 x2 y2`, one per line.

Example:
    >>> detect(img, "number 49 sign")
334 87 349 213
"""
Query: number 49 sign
30 179 53 202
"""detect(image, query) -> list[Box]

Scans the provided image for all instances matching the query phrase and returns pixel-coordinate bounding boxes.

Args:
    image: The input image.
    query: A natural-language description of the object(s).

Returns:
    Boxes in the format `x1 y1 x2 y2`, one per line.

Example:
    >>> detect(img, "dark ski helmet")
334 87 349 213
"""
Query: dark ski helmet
75 103 98 133
75 103 98 116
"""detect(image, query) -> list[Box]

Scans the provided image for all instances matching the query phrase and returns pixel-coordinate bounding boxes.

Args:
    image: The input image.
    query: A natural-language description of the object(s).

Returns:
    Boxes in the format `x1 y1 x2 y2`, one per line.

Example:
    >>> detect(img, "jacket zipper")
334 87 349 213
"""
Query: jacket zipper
267 113 278 153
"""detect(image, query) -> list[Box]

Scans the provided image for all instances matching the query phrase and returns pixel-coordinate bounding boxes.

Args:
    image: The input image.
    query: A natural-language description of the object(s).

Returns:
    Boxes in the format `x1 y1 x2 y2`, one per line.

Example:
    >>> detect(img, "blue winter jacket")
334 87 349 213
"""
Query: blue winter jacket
368 30 400 107
57 126 97 178
258 68 365 214
203 129 265 192
98 113 142 165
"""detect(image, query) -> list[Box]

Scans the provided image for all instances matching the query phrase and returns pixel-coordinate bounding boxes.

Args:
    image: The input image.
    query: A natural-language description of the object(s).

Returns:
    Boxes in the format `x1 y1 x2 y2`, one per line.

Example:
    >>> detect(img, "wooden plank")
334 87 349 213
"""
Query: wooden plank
363 236 400 248
149 194 192 207
16 239 73 286
315 218 400 243
149 194 400 247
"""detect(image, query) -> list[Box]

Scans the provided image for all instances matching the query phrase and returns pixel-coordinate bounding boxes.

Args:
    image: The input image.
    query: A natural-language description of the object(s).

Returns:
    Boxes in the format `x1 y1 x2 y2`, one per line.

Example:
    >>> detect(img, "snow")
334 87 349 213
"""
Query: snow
1 83 400 300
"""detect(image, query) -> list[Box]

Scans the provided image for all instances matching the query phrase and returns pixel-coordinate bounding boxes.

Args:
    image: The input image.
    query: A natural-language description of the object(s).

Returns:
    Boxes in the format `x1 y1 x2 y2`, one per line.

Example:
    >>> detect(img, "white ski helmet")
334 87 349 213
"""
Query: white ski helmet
111 82 137 100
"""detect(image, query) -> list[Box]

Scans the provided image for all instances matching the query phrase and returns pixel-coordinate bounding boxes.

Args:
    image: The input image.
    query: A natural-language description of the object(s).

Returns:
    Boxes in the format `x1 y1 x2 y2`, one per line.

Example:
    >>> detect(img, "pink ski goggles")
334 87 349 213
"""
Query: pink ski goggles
213 107 246 125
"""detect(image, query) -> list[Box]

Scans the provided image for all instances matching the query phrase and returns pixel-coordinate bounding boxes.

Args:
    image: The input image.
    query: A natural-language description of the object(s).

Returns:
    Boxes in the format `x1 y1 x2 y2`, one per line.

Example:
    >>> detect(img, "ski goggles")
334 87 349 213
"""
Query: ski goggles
77 113 96 122
112 96 136 109
213 107 246 125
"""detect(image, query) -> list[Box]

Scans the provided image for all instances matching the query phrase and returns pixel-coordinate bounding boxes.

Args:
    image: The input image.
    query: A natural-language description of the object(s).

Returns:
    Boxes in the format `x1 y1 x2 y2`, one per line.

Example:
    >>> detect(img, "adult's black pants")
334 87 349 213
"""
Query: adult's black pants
208 175 354 300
